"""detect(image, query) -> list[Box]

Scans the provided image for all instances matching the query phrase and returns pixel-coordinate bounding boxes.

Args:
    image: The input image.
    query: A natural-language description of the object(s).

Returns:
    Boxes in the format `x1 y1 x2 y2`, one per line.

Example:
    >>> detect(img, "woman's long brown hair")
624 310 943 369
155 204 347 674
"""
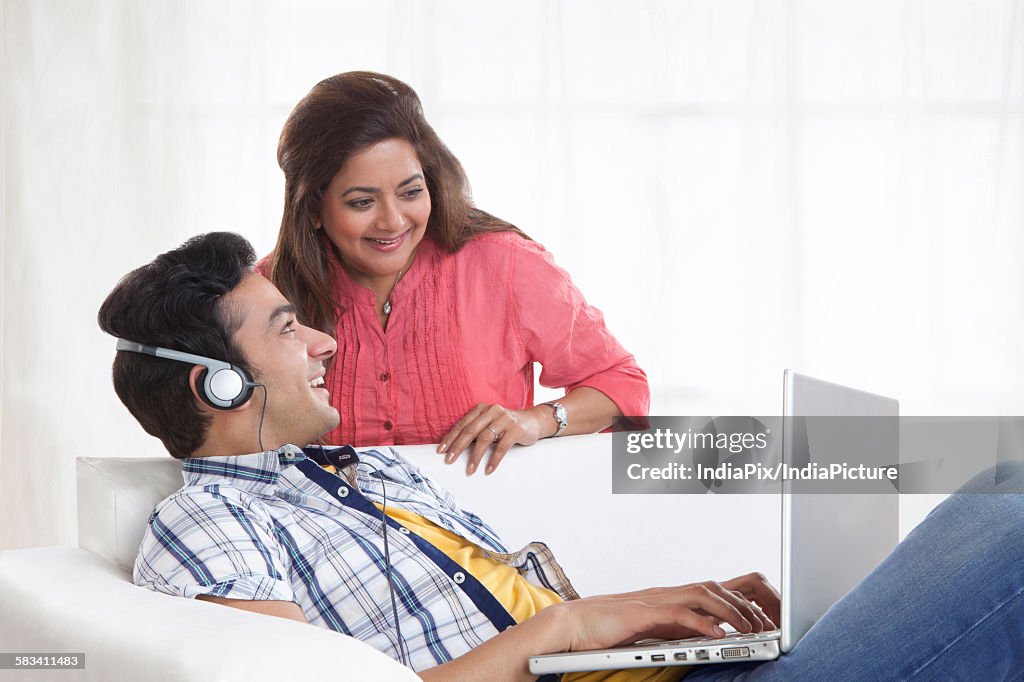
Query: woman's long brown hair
268 71 529 335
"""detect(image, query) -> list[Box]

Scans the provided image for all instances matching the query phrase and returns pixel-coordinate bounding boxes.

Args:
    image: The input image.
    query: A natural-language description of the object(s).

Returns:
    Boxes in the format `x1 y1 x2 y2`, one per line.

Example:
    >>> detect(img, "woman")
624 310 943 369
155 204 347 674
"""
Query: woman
264 72 648 474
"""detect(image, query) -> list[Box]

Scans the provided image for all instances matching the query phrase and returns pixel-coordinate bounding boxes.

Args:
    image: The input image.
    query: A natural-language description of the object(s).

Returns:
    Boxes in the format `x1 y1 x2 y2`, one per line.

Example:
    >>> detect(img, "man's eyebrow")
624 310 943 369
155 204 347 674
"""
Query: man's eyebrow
268 304 295 329
341 174 423 197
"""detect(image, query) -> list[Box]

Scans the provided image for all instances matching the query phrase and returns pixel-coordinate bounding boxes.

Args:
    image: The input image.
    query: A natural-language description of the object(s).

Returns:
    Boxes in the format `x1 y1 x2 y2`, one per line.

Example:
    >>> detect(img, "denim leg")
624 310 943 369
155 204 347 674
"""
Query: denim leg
687 462 1024 681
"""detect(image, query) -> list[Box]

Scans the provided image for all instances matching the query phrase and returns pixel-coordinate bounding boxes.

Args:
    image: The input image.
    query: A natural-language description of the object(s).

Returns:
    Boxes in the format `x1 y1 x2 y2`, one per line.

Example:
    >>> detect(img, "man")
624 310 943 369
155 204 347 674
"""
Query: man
100 233 1024 681
97 232 776 680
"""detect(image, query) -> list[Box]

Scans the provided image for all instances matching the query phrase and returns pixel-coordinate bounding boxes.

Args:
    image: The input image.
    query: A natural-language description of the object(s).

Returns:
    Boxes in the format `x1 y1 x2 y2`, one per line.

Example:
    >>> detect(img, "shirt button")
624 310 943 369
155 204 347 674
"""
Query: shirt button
398 526 411 535
379 372 390 382
453 571 466 584
383 421 393 431
337 486 349 498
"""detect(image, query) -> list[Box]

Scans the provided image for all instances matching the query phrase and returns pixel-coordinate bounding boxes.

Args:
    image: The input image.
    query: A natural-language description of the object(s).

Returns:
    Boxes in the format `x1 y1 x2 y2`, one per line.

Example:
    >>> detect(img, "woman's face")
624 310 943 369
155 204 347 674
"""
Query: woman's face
319 138 431 288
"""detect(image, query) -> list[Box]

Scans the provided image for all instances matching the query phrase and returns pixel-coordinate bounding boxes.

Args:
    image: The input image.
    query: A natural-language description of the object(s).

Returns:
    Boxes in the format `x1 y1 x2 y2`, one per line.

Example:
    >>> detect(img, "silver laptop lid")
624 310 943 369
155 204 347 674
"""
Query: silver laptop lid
781 370 899 652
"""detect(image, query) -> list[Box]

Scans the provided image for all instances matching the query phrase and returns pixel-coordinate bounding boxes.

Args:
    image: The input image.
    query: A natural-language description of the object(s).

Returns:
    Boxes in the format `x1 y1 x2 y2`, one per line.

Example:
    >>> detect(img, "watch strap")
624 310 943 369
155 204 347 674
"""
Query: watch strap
545 401 568 437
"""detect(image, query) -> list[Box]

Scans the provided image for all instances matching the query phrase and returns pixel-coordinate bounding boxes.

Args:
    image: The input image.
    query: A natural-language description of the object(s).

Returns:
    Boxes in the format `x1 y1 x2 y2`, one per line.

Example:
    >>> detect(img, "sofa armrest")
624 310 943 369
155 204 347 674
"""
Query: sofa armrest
0 547 418 682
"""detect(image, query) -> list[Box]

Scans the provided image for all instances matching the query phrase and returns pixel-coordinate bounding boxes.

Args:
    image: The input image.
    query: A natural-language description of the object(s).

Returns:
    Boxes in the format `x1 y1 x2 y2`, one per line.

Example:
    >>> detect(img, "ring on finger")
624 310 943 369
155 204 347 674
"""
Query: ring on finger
486 426 500 441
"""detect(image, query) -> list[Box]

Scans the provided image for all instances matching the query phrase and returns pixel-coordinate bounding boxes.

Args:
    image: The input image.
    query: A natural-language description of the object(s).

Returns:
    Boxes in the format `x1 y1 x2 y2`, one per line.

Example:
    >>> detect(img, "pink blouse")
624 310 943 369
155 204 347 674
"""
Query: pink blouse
272 232 648 446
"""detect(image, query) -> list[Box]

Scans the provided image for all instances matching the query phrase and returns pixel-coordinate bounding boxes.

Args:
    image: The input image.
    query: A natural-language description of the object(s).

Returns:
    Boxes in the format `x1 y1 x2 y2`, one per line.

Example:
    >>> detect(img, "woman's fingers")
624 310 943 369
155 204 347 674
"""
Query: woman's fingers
464 406 508 474
437 404 486 458
438 404 516 475
485 431 516 475
439 404 546 475
439 404 496 467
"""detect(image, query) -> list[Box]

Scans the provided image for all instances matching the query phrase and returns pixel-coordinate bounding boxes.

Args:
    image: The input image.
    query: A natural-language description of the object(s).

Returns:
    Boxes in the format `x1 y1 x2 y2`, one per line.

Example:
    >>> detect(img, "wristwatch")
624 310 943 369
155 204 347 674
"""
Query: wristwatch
544 401 568 438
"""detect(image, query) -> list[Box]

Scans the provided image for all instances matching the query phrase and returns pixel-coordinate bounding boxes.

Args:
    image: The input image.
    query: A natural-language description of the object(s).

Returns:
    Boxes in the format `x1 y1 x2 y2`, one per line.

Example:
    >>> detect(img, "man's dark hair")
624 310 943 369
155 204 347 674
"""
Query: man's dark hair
98 232 257 459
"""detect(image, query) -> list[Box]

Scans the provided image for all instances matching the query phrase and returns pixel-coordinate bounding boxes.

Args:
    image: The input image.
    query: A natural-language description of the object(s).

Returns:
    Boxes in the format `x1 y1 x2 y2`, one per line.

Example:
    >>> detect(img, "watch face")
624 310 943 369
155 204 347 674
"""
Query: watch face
554 404 567 423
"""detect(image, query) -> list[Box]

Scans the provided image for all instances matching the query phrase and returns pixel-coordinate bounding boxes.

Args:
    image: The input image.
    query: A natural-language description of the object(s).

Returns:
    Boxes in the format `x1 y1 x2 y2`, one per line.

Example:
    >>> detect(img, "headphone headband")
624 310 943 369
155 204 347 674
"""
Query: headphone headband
116 339 235 374
115 338 257 410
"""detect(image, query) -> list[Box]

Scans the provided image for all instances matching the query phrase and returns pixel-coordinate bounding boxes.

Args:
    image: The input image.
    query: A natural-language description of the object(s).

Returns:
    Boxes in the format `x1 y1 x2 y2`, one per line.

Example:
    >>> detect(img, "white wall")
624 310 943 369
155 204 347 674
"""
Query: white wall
2 0 1022 584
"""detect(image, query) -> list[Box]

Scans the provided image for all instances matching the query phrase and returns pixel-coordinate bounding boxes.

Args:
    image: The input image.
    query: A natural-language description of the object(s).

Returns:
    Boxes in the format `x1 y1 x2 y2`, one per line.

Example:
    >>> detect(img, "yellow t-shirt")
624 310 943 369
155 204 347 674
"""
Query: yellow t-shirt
380 504 687 682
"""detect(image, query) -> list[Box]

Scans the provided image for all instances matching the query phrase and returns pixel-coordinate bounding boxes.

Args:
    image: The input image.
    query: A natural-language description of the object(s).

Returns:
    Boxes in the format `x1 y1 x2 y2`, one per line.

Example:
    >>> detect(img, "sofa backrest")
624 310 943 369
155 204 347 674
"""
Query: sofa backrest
72 438 614 580
73 435 759 597
77 456 182 573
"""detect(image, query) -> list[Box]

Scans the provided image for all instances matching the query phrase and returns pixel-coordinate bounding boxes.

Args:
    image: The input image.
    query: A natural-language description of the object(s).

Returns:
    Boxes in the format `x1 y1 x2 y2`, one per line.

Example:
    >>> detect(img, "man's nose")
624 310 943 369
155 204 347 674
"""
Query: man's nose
303 326 337 360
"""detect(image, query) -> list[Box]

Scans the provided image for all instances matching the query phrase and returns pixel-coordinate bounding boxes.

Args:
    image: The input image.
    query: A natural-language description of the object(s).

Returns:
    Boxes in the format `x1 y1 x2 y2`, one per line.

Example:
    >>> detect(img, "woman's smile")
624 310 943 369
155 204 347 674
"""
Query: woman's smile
364 228 411 252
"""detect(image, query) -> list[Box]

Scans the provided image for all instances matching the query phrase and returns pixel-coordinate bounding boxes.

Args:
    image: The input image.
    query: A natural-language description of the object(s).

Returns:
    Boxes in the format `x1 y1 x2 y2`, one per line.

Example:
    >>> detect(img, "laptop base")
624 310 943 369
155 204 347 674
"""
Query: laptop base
529 631 781 674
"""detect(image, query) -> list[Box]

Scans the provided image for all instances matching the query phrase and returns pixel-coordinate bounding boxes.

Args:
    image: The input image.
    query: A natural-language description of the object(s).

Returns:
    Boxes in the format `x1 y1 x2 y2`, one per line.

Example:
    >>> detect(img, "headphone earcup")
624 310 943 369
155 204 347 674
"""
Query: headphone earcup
196 366 256 410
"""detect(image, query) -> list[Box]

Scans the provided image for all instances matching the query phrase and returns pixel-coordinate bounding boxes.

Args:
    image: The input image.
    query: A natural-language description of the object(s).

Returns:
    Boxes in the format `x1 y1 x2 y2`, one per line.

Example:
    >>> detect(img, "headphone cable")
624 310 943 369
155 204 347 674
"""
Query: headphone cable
318 439 409 668
254 384 268 452
380 477 410 667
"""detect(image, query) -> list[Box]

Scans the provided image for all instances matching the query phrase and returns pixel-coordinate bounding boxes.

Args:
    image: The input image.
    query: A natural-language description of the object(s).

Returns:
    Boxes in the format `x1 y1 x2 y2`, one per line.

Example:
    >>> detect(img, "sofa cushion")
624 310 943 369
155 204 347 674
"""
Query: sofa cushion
0 546 418 681
77 456 182 573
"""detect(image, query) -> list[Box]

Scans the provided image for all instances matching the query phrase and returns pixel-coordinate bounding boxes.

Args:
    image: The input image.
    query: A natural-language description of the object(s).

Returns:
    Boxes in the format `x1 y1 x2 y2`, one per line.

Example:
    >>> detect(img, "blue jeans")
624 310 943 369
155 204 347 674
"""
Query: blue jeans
688 462 1024 681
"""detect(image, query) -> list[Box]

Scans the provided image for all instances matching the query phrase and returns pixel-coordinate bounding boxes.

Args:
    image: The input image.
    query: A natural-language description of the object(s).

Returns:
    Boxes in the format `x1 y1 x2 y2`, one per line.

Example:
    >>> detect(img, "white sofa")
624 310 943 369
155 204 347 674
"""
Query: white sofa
0 434 777 681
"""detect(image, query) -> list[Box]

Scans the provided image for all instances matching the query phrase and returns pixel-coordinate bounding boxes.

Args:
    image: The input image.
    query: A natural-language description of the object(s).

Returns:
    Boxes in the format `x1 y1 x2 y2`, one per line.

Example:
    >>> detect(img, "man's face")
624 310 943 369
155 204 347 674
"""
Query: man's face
225 272 339 448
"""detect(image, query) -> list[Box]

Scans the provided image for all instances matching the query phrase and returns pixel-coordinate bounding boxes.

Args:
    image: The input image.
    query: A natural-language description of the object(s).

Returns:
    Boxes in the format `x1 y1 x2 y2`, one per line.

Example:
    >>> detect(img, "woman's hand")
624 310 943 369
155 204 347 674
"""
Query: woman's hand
437 403 553 475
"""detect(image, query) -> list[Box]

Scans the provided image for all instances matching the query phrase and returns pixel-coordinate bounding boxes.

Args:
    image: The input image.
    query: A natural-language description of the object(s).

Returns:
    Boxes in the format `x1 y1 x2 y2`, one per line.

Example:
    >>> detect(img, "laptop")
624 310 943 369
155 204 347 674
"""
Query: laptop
529 370 899 674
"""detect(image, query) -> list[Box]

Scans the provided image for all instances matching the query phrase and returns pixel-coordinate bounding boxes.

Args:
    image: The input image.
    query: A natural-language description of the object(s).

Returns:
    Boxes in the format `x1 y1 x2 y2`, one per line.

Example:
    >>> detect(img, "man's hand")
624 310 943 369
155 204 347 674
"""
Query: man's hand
420 573 780 682
556 575 780 652
719 572 781 627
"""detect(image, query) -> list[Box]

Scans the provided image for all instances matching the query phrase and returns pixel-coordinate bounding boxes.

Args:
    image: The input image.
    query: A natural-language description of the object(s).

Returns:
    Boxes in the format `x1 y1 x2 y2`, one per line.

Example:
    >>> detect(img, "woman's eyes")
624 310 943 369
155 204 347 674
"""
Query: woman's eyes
346 188 423 209
282 319 297 334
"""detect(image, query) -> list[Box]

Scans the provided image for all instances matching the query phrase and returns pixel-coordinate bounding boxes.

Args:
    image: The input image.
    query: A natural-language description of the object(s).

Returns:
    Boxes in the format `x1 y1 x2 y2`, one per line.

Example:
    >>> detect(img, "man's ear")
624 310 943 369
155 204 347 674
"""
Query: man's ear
188 364 254 412
188 365 214 411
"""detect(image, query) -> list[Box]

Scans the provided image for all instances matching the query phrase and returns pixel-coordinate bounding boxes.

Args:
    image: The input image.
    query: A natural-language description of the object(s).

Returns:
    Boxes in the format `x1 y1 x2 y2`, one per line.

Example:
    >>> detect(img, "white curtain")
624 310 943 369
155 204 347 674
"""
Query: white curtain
2 0 1022 566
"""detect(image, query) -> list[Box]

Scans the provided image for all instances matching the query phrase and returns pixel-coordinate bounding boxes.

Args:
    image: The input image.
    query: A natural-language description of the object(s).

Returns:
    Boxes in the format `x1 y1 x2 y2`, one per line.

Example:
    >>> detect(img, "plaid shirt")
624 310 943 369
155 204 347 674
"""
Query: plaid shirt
133 444 579 671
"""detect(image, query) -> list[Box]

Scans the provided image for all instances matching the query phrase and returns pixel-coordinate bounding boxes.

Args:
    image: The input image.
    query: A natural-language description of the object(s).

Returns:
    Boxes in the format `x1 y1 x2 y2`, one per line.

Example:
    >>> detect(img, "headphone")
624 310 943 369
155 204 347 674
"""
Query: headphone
116 339 259 410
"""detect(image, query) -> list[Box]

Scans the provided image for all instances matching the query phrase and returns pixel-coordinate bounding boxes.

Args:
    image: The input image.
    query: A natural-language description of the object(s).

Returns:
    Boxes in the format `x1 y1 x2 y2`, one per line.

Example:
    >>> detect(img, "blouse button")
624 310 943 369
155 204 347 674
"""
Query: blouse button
398 526 411 535
453 571 466 584
379 372 390 382
383 420 393 431
337 486 349 498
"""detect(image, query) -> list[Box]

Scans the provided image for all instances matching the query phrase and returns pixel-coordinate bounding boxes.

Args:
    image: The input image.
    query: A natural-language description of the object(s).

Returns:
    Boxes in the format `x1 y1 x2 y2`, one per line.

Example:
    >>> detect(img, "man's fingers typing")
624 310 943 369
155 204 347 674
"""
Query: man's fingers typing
720 573 781 626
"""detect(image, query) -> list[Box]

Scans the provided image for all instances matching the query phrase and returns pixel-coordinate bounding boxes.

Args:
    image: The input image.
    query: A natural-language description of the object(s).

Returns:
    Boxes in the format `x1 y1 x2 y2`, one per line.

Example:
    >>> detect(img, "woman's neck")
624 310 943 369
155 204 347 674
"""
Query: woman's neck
346 248 419 299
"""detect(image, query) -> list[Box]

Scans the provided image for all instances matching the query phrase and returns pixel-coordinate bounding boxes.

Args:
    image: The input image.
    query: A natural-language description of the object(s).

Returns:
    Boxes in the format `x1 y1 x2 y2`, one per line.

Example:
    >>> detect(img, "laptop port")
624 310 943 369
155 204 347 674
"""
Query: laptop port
651 654 666 662
722 646 751 659
695 649 710 661
673 652 688 662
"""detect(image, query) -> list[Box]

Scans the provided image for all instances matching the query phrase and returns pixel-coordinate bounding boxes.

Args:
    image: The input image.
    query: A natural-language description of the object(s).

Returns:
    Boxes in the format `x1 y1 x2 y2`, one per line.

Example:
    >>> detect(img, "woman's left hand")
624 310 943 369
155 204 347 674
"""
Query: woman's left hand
437 403 551 475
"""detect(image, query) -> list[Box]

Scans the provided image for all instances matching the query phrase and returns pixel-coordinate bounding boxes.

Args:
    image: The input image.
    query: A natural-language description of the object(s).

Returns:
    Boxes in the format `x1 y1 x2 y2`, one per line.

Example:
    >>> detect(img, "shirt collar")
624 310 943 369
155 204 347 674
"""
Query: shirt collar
181 444 307 495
